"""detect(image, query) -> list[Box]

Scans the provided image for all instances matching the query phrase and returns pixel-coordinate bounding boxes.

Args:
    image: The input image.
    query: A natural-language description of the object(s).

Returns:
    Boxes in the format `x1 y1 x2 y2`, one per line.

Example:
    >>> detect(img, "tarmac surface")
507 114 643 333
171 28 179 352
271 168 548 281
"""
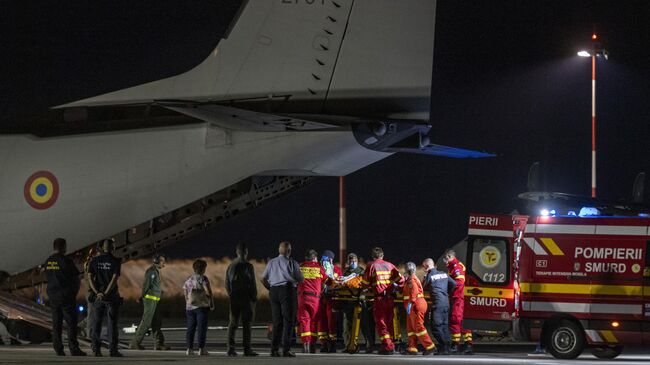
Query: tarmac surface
3 344 650 364
2 321 650 364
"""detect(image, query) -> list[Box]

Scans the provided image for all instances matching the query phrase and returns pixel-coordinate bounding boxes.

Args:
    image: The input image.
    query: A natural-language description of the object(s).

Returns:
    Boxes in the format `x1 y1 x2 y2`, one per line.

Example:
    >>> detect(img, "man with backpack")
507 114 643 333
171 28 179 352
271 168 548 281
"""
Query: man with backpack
226 243 259 357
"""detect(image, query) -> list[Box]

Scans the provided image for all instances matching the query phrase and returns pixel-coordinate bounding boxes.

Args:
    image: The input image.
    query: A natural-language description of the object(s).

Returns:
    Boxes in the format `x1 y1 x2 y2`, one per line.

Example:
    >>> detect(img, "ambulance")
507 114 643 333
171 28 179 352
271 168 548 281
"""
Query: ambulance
451 191 650 359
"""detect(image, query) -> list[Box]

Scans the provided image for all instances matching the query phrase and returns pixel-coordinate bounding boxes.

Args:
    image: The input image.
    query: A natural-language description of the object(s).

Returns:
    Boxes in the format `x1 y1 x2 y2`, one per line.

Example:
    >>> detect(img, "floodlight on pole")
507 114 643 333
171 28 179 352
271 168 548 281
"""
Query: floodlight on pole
577 33 607 198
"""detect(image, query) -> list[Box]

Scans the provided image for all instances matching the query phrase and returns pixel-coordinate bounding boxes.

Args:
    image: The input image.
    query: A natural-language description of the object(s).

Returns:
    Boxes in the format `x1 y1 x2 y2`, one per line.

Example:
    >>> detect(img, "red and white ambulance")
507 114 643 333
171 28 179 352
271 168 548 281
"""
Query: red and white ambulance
452 195 650 359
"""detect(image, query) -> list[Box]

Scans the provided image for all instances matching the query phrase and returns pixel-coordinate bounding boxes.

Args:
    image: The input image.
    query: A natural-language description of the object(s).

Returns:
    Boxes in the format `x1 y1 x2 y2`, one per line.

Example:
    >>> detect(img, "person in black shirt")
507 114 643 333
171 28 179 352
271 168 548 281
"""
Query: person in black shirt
44 237 86 356
87 239 123 357
225 243 258 357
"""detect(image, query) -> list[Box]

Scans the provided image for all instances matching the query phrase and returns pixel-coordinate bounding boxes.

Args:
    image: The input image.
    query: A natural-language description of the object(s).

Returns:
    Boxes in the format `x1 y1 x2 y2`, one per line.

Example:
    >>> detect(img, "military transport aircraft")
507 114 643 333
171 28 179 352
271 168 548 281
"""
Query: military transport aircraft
0 0 490 281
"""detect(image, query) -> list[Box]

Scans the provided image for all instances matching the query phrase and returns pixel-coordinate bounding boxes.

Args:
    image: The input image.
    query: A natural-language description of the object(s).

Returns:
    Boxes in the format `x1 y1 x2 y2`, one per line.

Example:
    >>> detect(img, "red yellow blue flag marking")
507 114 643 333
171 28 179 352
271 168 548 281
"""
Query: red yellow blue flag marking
24 171 59 210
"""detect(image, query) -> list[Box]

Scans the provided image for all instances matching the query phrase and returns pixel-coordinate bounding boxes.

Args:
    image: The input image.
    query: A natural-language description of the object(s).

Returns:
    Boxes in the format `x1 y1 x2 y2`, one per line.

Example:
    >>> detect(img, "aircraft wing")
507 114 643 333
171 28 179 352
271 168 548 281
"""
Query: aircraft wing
159 103 337 132
160 103 494 157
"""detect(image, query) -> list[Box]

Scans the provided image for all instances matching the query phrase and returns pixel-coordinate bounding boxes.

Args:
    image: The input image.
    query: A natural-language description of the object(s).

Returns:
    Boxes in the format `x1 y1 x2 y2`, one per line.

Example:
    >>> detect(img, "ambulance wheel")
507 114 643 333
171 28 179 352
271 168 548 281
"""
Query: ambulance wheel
591 345 623 359
547 320 585 359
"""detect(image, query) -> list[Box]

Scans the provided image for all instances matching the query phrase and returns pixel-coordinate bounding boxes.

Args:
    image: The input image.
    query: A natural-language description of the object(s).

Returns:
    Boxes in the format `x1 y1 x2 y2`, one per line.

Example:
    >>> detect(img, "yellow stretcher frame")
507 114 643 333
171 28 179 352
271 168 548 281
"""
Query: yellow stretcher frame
332 288 432 354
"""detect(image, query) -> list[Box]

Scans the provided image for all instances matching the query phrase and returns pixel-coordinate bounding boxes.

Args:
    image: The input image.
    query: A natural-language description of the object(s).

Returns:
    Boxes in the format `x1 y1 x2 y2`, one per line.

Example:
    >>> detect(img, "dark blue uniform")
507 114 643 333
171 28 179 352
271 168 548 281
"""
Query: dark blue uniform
422 268 456 350
44 253 82 355
89 253 122 355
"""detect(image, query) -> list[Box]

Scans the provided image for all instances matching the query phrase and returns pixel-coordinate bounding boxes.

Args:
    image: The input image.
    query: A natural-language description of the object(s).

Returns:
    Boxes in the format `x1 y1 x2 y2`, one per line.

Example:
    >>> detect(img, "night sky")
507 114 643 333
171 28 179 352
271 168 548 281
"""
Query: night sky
2 1 649 264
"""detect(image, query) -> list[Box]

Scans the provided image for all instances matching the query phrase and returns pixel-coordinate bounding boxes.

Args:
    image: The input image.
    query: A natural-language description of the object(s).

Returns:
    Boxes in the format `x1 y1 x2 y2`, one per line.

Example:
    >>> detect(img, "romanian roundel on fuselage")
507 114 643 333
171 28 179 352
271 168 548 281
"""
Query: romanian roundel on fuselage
24 170 60 210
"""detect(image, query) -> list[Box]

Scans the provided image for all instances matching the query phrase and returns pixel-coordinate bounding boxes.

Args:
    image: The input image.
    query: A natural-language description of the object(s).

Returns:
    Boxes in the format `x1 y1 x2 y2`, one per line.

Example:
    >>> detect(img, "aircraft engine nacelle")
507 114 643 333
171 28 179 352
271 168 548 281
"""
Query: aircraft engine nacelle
353 121 431 153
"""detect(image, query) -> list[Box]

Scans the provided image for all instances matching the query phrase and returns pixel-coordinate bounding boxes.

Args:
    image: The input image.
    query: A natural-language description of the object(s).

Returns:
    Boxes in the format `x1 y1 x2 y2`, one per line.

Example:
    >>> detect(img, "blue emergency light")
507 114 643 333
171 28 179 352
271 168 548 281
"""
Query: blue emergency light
579 207 601 217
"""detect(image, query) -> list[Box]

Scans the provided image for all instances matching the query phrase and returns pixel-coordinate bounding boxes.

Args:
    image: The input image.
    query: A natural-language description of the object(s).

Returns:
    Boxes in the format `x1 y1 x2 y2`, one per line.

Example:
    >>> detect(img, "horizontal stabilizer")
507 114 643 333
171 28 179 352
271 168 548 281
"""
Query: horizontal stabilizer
160 104 337 131
352 122 494 158
387 144 495 158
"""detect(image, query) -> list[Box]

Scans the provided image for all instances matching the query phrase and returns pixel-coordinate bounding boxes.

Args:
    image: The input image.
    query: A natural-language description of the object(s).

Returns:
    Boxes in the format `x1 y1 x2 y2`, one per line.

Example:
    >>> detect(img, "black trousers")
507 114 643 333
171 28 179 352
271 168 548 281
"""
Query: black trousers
429 305 450 348
228 296 255 350
50 299 80 353
92 300 120 354
270 284 296 352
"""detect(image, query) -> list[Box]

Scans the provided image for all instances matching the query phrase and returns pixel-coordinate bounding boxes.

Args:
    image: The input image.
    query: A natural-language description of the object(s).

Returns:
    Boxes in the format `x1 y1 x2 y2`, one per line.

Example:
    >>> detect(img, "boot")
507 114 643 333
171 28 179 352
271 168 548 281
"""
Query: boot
303 342 311 354
328 340 336 353
378 348 396 355
154 344 170 351
435 344 450 355
463 343 474 355
282 350 296 357
320 342 329 353
244 349 259 357
422 346 436 356
449 343 460 355
129 342 144 350
70 348 87 356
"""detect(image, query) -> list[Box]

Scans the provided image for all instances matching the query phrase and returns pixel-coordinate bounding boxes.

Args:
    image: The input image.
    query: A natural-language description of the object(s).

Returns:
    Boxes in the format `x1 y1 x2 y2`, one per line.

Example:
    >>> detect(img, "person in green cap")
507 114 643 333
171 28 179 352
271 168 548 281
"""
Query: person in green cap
129 253 170 350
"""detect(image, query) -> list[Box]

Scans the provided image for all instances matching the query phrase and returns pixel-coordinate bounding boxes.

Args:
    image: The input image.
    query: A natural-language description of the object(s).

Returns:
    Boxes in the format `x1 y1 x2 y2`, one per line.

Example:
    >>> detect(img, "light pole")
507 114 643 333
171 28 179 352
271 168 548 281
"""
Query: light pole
339 176 347 269
577 33 608 198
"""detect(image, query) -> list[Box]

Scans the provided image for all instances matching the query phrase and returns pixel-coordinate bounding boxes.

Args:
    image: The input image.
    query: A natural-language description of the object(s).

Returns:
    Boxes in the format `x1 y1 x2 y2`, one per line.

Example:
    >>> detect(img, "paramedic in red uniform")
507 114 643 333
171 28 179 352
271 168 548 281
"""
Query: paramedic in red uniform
361 247 404 355
443 249 473 355
402 262 436 356
316 250 342 353
297 249 332 354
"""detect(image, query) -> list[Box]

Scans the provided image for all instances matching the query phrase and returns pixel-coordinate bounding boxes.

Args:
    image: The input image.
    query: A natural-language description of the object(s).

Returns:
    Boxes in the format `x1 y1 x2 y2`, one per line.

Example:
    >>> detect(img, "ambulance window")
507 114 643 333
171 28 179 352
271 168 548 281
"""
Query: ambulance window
469 238 508 285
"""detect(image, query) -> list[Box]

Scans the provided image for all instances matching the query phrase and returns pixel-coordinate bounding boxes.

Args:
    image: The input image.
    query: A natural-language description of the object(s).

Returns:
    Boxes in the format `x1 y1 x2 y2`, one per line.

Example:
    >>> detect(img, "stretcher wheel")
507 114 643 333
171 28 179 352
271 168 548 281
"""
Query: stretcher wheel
591 345 623 359
346 343 359 354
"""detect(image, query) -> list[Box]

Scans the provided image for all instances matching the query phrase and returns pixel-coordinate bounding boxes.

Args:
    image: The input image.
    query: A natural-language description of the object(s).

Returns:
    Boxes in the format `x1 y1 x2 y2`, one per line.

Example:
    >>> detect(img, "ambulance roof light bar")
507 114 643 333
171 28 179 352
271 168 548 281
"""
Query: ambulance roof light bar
539 209 556 216
578 207 601 217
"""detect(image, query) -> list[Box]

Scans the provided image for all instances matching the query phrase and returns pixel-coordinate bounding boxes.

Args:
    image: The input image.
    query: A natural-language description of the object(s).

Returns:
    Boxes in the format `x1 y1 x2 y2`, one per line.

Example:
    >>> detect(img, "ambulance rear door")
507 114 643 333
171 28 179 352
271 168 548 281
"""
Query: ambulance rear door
464 214 516 323
641 237 650 346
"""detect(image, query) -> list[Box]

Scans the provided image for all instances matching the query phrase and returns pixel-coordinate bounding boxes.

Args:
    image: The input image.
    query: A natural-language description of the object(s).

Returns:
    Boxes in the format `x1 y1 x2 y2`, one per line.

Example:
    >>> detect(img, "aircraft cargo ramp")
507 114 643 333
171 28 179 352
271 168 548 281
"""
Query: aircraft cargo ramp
0 291 52 338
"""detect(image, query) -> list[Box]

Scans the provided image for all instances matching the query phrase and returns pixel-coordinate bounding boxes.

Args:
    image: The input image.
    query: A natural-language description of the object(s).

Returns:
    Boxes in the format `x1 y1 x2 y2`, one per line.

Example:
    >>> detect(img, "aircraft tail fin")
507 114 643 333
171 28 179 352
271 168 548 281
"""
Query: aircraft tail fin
57 0 436 119
632 172 646 204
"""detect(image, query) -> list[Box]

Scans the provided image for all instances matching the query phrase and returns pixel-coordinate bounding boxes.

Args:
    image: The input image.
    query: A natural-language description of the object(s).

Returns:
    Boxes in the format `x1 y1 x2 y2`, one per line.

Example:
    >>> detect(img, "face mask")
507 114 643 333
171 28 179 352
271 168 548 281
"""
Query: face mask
321 259 333 276
350 262 358 270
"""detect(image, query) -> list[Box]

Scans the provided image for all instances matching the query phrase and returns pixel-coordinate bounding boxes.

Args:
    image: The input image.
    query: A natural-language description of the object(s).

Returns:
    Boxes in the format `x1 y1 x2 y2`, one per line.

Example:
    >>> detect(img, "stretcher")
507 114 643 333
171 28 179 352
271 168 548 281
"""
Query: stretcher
332 286 433 354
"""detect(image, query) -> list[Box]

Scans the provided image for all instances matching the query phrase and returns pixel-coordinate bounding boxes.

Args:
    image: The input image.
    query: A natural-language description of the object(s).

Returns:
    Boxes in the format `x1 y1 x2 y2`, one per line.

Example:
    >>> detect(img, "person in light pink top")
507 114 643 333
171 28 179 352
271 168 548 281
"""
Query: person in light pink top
182 260 213 356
